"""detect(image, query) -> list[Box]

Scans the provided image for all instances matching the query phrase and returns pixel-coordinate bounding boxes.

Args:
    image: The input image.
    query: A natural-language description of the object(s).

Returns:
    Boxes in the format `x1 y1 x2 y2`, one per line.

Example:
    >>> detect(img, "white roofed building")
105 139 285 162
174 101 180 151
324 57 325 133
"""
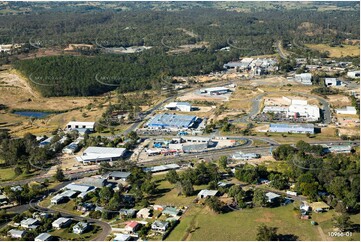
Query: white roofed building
295 73 312 85
76 146 126 164
66 121 95 134
165 102 192 112
336 106 357 115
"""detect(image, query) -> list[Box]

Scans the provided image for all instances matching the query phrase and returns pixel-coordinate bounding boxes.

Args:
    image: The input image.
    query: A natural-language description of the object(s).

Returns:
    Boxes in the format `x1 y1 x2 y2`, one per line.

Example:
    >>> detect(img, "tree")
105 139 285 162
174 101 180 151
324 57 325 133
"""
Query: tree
256 224 278 241
14 167 22 176
54 166 65 181
177 179 194 196
332 214 353 232
253 189 267 207
269 173 288 190
99 187 114 204
205 196 223 213
165 170 179 184
218 156 228 169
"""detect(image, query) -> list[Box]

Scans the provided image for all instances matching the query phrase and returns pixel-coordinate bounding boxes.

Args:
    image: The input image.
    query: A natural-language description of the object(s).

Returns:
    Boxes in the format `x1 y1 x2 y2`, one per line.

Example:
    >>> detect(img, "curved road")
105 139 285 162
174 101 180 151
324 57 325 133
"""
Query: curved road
32 201 112 241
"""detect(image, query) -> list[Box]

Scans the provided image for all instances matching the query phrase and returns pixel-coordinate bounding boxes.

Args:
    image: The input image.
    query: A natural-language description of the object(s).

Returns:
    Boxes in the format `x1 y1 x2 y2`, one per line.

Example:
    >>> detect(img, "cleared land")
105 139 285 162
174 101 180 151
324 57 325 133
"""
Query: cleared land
305 44 360 57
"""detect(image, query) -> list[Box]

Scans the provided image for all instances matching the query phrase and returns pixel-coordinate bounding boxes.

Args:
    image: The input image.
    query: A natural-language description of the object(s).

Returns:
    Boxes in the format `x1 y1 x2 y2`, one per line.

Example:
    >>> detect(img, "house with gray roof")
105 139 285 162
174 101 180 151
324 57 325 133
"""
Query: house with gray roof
35 233 52 242
8 229 26 239
151 220 169 232
162 207 181 217
20 218 40 229
73 221 89 234
52 217 72 229
197 190 219 199
108 171 131 181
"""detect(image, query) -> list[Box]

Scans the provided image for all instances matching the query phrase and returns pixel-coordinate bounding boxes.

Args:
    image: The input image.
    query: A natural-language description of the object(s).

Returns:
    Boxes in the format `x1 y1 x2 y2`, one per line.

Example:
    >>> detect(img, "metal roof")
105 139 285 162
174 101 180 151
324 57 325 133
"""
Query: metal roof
147 113 196 128
35 233 51 241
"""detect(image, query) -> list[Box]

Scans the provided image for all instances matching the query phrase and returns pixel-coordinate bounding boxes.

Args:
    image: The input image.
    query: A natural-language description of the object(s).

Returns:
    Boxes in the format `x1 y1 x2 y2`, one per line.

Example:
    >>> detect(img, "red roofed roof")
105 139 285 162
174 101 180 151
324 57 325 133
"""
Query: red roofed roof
126 221 139 229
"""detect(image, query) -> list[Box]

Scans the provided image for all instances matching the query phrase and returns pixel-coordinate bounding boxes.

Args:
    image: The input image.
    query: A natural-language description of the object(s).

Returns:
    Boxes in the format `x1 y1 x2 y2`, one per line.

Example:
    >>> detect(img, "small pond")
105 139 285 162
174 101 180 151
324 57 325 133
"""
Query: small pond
13 111 52 118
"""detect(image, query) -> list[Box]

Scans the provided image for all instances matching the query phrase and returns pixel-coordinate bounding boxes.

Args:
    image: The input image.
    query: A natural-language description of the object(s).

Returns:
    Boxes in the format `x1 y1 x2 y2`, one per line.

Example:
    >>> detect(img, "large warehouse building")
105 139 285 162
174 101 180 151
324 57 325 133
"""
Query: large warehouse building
76 147 127 164
269 123 315 134
200 87 230 95
145 113 197 130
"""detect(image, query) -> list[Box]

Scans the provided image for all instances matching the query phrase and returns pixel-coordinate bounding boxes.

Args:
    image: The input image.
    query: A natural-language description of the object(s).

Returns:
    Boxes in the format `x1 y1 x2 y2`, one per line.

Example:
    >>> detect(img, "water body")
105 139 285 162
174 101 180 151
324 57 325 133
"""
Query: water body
14 111 52 118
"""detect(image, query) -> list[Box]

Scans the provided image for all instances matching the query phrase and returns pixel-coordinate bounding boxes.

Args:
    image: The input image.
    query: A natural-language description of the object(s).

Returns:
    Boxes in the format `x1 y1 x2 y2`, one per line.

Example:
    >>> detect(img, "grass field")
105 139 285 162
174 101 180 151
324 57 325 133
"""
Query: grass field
0 167 42 182
50 224 101 240
167 205 360 241
305 44 360 57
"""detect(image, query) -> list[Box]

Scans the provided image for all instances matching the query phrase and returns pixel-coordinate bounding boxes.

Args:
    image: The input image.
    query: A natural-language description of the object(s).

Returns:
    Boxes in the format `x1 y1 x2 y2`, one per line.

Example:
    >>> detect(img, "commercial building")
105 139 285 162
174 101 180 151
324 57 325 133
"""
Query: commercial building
269 123 315 134
75 177 107 188
324 78 344 87
323 145 352 154
263 106 288 114
335 106 357 115
107 171 131 181
295 73 312 85
146 113 197 130
232 152 260 160
66 121 95 134
76 146 127 164
200 87 230 95
164 102 192 112
143 164 180 173
287 103 320 121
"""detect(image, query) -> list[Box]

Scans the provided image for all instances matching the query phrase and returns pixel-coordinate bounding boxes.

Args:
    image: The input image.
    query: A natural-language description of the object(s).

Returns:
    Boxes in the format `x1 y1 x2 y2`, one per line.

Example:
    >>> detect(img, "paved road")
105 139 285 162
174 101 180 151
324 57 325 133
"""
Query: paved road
33 201 112 241
137 140 359 166
276 40 289 59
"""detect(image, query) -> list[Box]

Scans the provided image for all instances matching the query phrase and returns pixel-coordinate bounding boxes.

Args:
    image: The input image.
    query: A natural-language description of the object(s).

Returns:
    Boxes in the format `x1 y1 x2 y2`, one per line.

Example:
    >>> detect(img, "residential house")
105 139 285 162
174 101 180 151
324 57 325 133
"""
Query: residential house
265 192 281 203
52 217 72 229
125 221 140 233
77 202 95 213
309 202 330 213
20 218 40 230
119 209 137 218
34 233 52 242
113 233 131 241
8 229 26 239
73 222 89 234
151 220 169 232
162 207 181 217
136 208 151 219
197 190 219 199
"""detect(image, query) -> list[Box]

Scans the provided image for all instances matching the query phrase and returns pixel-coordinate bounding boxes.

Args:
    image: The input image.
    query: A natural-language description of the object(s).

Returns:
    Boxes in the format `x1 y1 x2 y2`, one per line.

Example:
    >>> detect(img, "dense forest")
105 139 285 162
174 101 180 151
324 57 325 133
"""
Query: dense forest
14 48 237 96
1 3 359 96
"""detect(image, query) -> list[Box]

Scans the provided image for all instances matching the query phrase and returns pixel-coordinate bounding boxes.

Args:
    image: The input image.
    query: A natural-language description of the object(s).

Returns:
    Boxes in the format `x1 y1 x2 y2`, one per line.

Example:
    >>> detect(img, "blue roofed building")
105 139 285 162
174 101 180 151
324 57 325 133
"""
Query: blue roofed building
269 123 314 134
146 113 197 130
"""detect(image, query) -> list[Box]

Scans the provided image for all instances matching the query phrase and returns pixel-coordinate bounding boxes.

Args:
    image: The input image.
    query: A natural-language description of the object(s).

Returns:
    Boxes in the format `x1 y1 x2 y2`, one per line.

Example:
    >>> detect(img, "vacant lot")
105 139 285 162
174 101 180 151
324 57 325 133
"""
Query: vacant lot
305 44 360 57
167 205 359 241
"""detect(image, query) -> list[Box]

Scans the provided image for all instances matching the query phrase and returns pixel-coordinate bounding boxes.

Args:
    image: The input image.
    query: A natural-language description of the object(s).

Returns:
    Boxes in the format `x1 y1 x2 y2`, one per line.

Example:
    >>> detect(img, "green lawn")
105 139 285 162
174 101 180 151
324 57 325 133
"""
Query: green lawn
167 205 360 241
52 200 83 216
50 224 101 240
150 175 208 207
0 167 43 182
